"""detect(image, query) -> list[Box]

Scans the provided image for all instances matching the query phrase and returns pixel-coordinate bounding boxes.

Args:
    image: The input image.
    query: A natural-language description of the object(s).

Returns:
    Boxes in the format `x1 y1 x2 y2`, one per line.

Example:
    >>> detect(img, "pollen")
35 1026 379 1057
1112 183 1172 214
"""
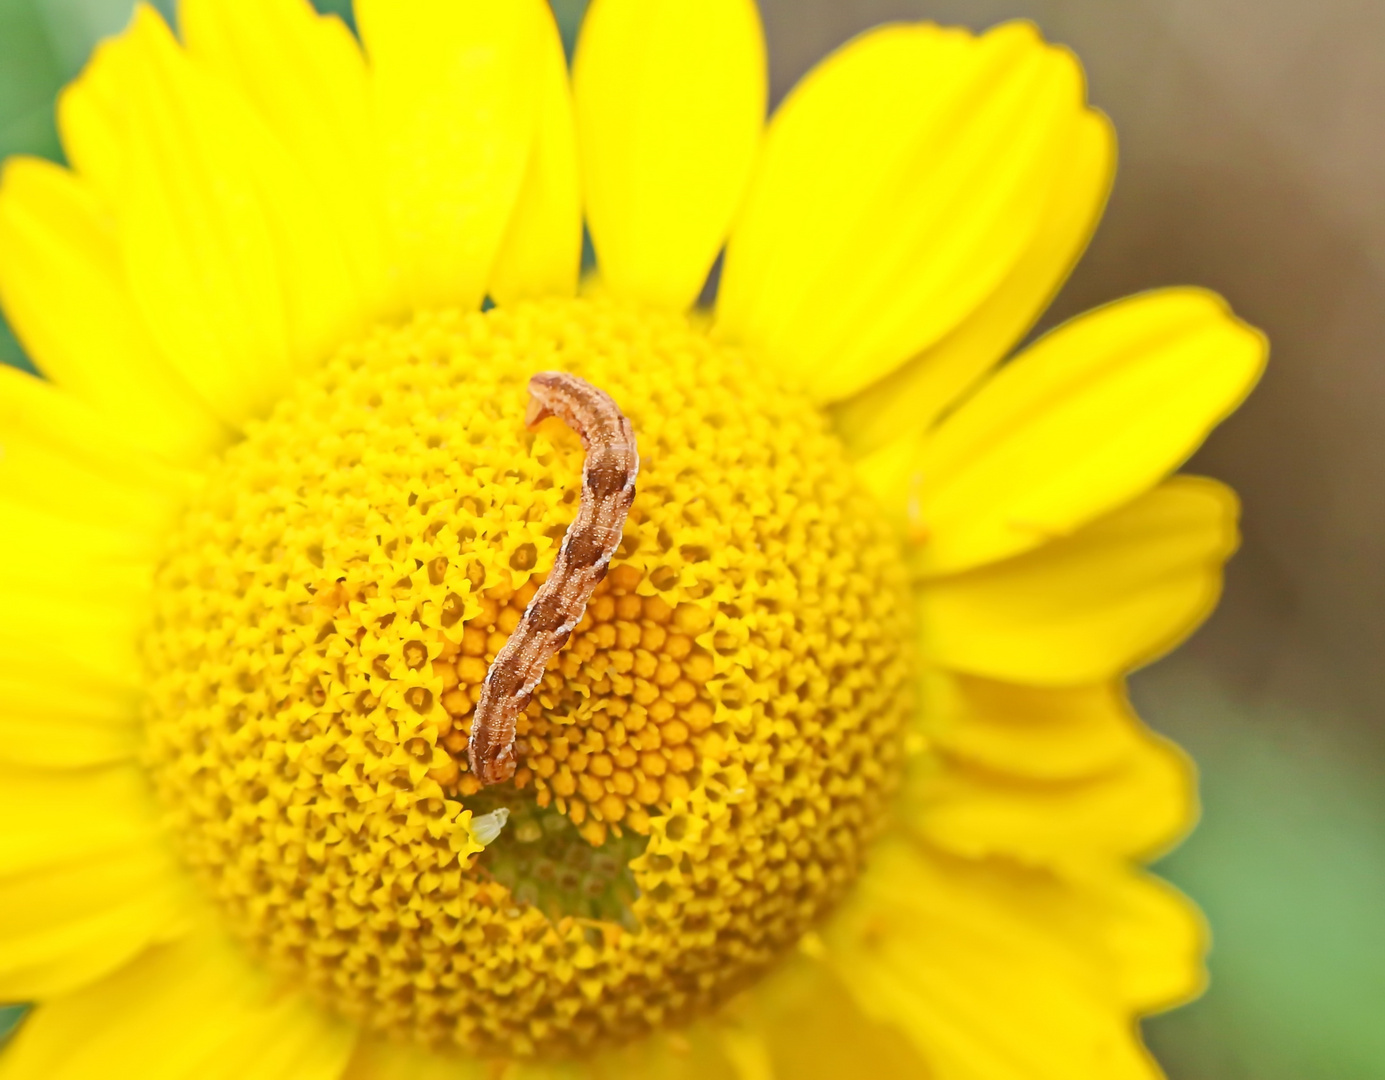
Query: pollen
141 296 916 1058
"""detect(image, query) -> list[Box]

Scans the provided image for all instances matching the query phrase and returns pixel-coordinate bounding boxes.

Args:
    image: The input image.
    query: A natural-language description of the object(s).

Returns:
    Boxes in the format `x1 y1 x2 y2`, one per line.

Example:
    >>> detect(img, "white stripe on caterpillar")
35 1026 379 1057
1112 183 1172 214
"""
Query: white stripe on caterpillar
467 372 639 786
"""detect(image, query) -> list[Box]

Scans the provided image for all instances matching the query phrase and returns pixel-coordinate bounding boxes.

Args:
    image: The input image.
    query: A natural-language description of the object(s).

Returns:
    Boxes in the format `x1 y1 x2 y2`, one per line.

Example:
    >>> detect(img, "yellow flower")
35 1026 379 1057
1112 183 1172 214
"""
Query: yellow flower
0 0 1265 1077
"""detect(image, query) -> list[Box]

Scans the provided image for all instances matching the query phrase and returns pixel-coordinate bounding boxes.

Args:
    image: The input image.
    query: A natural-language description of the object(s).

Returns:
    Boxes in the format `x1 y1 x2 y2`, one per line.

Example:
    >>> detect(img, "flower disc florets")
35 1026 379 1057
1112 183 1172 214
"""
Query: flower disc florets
142 296 915 1057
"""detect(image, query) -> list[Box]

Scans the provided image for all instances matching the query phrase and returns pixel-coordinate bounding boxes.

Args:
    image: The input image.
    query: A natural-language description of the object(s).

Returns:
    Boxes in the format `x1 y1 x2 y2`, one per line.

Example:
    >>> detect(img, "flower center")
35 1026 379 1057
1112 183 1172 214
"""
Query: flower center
142 296 915 1058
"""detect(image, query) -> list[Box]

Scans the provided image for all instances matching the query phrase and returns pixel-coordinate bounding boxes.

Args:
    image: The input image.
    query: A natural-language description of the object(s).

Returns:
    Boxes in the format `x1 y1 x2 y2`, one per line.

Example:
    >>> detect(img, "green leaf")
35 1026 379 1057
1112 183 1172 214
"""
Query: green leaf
0 0 63 161
549 0 587 60
0 1005 26 1046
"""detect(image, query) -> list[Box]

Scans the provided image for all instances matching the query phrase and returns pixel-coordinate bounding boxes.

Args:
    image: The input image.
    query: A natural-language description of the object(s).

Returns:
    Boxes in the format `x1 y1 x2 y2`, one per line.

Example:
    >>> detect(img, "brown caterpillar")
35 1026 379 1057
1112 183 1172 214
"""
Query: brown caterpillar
467 372 639 786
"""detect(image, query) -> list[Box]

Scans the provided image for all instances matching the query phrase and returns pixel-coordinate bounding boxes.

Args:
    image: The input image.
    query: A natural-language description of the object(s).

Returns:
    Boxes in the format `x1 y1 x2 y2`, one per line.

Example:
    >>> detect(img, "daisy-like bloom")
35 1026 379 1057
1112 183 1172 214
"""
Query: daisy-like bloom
0 0 1265 1077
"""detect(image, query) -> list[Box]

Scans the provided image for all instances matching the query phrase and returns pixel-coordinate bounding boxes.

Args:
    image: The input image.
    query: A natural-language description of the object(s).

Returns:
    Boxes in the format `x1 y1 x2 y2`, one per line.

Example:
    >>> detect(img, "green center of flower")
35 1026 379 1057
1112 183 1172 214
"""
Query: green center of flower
141 296 916 1058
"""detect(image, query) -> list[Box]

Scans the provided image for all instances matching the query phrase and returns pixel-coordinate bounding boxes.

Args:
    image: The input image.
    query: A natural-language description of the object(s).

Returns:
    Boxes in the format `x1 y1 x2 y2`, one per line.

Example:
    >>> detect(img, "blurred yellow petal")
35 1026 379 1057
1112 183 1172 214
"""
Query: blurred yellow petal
825 838 1189 1080
907 722 1195 864
0 614 138 700
1090 870 1207 1014
923 671 1143 780
920 476 1238 685
56 8 360 425
912 672 1198 869
345 1023 742 1080
1 608 133 686
56 32 128 202
0 760 188 997
0 369 171 763
832 109 1114 455
717 21 1088 404
0 396 160 693
181 0 394 319
357 0 549 311
574 0 765 310
0 931 356 1080
0 679 139 768
906 676 1197 867
489 9 581 304
740 953 930 1078
0 846 190 1000
0 762 161 874
716 1026 773 1080
0 363 189 532
899 289 1265 574
342 1039 488 1080
584 1024 742 1080
0 498 155 692
0 158 226 459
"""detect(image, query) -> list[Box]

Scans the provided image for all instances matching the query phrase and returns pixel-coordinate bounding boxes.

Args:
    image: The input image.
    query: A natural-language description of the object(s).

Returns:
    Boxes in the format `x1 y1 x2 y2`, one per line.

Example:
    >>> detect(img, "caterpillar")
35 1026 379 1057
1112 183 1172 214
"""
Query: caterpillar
467 372 640 786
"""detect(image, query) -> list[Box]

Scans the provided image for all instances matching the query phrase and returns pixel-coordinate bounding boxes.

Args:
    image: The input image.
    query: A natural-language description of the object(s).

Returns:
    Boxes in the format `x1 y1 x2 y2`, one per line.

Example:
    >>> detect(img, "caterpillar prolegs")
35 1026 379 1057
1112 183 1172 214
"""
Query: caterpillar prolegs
467 372 640 786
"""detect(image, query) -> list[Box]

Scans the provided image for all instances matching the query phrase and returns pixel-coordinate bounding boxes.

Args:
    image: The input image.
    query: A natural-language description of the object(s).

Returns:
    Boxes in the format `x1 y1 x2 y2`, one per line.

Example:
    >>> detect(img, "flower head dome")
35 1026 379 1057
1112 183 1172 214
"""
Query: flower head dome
0 0 1264 1077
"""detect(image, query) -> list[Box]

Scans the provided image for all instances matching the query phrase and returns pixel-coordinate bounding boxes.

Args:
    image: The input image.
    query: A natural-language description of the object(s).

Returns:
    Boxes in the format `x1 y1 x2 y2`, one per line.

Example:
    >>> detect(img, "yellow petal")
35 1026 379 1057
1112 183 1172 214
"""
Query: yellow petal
0 678 139 768
0 930 356 1080
0 613 141 724
1094 870 1207 1014
58 8 360 425
0 759 190 996
356 0 549 311
0 641 137 718
920 476 1238 685
741 953 930 1078
906 715 1195 864
488 9 580 304
56 32 129 203
574 0 765 309
0 373 174 761
0 500 154 692
585 1024 742 1080
0 401 160 675
0 596 142 769
825 838 1191 1080
0 581 145 697
715 1024 774 1080
905 288 1265 575
922 671 1145 780
0 846 190 1000
716 21 1088 404
181 0 394 320
0 763 162 875
342 1039 487 1080
832 109 1115 456
0 363 189 532
0 158 227 460
346 1024 740 1080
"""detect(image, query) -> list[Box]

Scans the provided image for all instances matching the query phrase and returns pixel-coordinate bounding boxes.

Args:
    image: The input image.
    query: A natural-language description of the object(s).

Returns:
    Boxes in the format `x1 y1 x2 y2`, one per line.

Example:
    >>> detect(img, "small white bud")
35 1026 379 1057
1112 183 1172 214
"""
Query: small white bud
471 807 511 846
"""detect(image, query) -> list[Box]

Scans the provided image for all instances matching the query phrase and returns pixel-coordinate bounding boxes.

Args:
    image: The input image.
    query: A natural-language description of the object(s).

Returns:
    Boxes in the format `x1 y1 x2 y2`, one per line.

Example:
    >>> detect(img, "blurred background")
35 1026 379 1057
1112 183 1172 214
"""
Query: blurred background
2 0 1381 1076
